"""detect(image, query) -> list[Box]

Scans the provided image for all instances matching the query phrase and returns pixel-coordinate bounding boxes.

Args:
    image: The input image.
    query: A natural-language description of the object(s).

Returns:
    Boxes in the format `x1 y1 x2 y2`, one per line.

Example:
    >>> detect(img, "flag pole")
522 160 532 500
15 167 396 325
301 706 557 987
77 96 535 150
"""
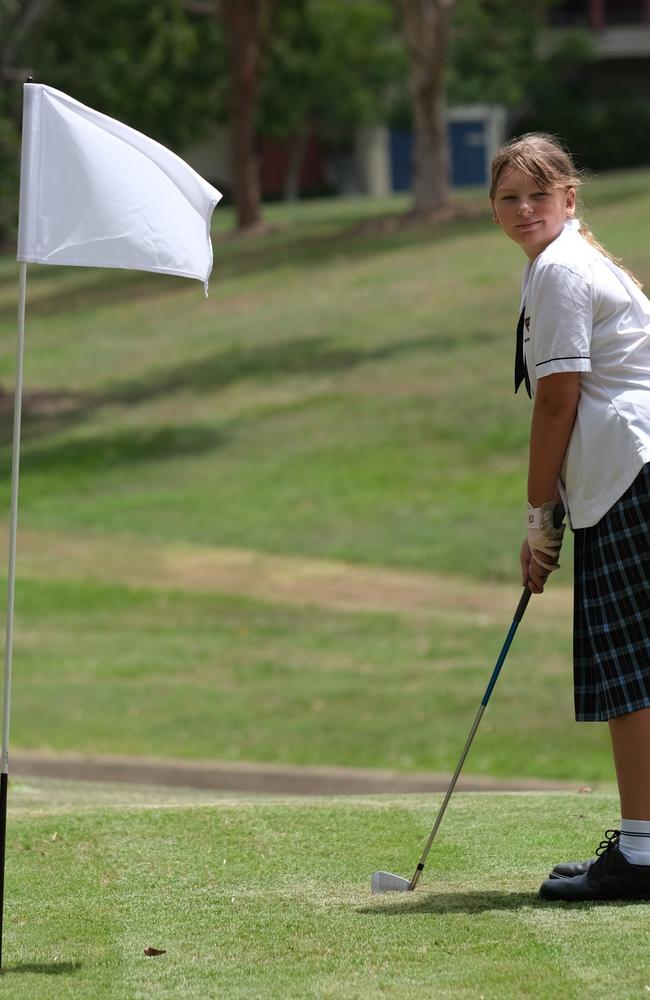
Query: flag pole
0 260 28 970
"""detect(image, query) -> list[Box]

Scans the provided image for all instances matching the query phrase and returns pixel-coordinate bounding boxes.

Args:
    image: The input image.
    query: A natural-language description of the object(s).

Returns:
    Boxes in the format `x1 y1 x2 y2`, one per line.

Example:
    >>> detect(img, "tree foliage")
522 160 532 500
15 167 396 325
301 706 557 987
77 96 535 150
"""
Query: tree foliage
1 0 618 244
0 0 54 243
447 0 554 107
33 0 223 149
0 0 223 242
260 0 405 145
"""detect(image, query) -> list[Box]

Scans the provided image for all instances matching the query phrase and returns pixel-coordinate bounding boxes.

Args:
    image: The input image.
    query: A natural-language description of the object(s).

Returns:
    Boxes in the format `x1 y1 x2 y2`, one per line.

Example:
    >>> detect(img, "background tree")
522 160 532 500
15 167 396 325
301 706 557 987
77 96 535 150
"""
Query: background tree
395 0 455 216
511 28 645 171
446 0 552 109
259 0 405 202
222 0 274 231
187 0 274 233
446 2 635 170
34 0 222 150
0 0 222 245
0 0 53 245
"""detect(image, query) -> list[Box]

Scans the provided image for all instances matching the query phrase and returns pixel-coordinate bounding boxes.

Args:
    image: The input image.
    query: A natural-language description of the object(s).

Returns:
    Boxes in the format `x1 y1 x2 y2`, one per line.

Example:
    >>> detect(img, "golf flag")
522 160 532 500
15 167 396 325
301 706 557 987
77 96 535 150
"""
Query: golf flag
17 83 222 291
1 85 223 968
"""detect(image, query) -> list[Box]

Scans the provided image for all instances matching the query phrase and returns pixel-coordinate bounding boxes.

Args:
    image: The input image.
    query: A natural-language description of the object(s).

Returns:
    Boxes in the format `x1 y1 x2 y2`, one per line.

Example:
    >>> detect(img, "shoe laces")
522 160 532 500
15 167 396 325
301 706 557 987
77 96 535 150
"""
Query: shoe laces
592 829 621 871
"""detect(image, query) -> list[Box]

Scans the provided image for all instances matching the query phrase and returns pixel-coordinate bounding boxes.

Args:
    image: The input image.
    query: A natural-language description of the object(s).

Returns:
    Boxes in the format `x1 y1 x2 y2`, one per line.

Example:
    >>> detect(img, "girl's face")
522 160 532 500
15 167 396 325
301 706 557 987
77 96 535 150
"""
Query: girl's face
492 167 576 261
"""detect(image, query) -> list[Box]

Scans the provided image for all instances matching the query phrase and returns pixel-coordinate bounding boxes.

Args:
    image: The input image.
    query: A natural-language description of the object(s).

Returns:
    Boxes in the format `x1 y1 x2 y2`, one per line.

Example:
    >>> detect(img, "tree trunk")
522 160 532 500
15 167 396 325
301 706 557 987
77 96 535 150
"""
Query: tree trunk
396 0 454 214
222 0 273 231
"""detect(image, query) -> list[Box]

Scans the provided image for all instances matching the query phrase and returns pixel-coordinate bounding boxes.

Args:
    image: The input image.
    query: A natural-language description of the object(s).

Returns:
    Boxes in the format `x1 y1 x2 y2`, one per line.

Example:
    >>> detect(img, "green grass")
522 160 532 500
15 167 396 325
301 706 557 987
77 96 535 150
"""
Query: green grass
2 780 646 999
1 173 648 580
0 179 648 997
8 576 613 782
1 176 646 782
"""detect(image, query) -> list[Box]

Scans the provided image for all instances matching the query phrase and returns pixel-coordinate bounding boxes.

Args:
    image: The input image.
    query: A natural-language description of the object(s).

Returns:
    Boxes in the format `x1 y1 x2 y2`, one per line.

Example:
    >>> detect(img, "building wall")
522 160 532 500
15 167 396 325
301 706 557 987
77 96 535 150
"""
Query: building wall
184 109 506 201
544 0 650 137
550 0 650 30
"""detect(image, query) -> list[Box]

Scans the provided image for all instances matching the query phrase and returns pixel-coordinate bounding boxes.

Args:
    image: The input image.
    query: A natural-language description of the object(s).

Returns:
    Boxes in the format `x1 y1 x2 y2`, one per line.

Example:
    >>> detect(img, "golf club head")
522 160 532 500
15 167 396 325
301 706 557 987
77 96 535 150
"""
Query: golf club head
371 871 411 894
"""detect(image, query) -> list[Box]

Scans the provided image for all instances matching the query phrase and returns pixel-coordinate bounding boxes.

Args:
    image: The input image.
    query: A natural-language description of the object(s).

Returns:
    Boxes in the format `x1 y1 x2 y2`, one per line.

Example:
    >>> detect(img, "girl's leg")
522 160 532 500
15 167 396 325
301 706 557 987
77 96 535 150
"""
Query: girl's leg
539 707 650 899
608 707 650 820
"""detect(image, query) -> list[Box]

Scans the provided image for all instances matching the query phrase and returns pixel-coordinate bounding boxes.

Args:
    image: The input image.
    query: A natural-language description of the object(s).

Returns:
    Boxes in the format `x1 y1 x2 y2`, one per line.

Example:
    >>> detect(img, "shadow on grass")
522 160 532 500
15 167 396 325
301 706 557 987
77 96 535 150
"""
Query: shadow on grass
13 424 227 476
2 960 82 974
106 327 487 406
359 889 650 914
212 209 492 288
0 267 191 322
0 208 492 322
359 891 536 915
1 324 493 459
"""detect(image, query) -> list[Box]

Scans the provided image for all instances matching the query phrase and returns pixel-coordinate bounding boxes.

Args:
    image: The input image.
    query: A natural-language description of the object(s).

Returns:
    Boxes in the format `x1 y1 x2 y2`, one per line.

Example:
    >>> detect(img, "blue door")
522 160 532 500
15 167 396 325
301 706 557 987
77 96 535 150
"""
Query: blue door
390 120 488 190
449 120 487 187
389 129 413 192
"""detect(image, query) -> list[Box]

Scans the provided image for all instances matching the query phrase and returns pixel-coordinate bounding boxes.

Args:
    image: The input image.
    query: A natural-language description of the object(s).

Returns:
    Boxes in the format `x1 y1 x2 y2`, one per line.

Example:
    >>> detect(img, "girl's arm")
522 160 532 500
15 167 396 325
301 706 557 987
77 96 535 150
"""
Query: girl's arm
524 371 580 593
528 372 580 505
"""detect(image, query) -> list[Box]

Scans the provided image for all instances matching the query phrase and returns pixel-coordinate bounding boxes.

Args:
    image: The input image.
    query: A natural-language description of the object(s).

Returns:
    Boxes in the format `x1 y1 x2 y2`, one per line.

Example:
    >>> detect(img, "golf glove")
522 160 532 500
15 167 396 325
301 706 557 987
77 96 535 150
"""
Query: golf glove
526 502 565 573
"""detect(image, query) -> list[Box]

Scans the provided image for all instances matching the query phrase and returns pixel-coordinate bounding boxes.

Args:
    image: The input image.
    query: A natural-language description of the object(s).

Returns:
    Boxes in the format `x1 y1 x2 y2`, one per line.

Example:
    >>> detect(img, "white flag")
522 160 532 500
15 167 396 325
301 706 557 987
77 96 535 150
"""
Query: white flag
17 84 222 292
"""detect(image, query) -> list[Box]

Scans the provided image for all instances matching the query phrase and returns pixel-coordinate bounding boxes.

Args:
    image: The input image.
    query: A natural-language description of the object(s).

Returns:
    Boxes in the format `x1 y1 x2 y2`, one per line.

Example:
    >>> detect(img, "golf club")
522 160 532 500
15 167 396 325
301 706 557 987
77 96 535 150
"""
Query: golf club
371 585 533 894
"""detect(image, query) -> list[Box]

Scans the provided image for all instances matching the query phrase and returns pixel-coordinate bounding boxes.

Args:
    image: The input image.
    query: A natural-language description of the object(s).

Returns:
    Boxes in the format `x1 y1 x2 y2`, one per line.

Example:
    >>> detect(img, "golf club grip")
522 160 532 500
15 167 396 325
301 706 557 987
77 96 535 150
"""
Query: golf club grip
514 585 533 622
408 588 531 890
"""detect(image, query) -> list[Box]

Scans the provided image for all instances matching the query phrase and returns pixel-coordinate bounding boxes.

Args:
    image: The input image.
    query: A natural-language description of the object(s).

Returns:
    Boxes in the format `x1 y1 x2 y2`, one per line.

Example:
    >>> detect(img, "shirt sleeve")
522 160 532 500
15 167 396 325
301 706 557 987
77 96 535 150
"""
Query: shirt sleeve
528 263 592 379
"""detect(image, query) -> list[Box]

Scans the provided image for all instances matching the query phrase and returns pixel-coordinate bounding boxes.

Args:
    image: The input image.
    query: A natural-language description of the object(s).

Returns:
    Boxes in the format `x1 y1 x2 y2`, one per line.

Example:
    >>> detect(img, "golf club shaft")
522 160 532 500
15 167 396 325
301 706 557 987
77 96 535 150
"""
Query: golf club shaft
408 586 532 890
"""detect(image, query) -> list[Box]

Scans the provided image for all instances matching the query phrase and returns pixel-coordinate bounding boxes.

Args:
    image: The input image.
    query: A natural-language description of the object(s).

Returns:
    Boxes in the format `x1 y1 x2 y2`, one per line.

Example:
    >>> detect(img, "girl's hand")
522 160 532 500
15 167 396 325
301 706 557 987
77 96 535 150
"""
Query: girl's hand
520 537 557 594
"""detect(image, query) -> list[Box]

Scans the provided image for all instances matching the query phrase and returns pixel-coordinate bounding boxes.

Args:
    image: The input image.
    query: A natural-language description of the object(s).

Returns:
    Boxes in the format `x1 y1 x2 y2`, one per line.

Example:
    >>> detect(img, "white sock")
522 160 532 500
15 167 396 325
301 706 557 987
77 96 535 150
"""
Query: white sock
619 819 650 866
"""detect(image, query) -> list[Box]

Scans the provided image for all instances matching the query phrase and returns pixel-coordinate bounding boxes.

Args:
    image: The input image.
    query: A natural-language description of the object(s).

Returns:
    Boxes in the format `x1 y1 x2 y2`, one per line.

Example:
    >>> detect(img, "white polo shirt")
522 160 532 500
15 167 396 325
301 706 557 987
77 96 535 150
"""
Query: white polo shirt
521 218 650 528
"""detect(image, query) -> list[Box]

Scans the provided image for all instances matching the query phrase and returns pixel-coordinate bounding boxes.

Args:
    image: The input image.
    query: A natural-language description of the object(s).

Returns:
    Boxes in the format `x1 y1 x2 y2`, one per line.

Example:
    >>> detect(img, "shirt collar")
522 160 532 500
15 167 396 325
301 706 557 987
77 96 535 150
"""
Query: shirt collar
521 217 581 298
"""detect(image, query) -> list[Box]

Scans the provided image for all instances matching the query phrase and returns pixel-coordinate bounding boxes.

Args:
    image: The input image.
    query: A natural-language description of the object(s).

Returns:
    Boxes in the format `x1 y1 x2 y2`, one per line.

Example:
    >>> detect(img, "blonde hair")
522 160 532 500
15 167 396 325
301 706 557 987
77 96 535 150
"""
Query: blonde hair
490 133 642 287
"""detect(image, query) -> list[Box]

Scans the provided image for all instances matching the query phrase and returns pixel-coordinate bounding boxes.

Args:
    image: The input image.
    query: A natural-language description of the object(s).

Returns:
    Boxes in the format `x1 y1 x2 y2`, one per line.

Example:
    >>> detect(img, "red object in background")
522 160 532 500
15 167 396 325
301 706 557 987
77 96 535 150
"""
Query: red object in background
259 132 328 197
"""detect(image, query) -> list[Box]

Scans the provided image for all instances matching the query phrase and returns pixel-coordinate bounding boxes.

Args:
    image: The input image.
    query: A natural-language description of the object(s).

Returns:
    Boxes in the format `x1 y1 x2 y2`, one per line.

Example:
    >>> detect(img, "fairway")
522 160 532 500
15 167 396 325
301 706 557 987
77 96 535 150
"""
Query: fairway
2 175 649 581
2 570 613 783
2 176 648 785
4 7 650 995
2 779 649 999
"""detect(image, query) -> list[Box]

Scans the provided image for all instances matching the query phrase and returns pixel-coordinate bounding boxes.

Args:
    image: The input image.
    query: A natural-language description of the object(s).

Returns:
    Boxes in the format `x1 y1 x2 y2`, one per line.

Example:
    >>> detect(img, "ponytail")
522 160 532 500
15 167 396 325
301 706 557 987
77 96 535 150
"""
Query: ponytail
578 223 643 290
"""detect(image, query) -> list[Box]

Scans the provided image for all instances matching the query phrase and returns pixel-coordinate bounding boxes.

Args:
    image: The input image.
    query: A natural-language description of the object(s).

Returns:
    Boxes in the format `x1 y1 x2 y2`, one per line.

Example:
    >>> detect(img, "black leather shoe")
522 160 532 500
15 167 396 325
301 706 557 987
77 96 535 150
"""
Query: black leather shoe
546 830 622 880
549 858 593 879
539 830 650 902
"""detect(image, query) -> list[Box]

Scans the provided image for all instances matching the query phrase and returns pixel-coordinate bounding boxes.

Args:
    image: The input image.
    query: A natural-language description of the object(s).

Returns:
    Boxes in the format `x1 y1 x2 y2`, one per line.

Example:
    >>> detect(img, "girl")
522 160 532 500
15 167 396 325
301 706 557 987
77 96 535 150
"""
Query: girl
490 133 650 902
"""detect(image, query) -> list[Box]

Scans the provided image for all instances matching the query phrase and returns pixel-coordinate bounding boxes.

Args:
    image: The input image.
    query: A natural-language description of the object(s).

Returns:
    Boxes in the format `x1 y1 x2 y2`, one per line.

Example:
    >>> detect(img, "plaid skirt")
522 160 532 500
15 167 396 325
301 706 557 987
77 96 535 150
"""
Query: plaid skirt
573 463 650 721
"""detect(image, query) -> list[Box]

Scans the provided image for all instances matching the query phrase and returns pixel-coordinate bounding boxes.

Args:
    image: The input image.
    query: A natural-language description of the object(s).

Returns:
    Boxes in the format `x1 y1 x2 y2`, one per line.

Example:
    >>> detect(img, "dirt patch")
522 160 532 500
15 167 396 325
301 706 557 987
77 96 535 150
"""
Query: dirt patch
6 527 572 627
0 389 90 420
4 532 580 796
10 750 593 796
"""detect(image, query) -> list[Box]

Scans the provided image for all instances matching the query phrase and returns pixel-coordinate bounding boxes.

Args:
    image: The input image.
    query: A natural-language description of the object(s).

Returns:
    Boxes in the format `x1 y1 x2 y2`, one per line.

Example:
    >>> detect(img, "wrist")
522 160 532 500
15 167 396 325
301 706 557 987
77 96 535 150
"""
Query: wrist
526 502 566 563
527 501 556 530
